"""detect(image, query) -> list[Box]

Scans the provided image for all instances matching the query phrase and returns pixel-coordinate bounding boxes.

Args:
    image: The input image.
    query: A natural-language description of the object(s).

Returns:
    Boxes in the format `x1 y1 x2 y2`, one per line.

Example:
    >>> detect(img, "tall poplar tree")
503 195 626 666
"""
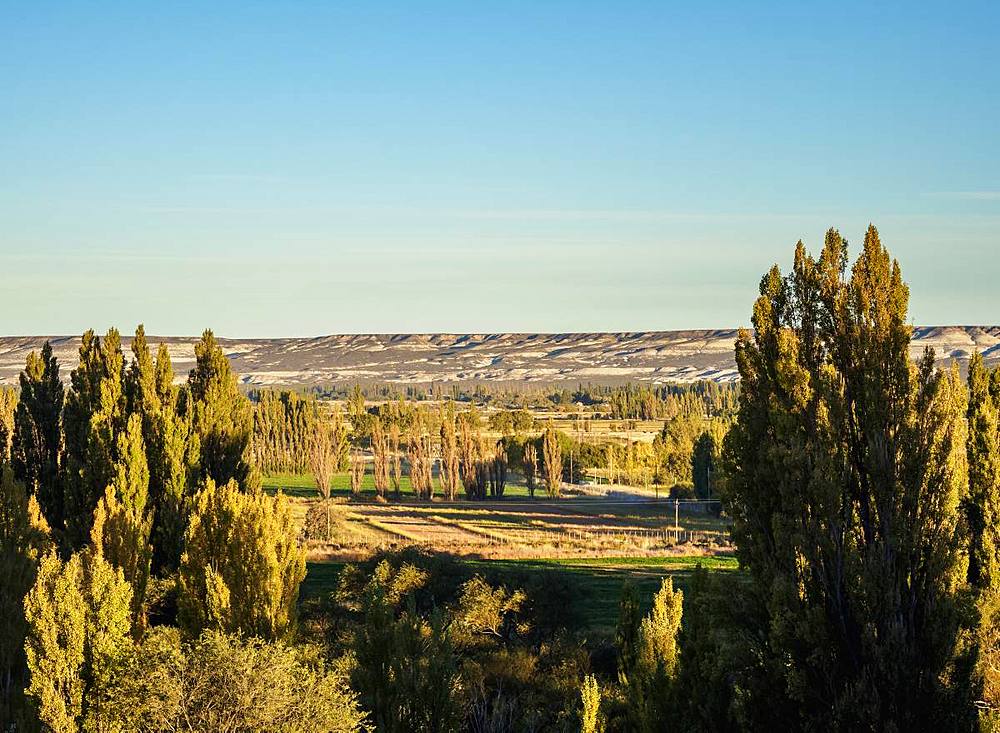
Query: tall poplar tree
439 404 461 501
90 414 153 630
722 226 970 729
542 421 562 498
187 330 259 492
691 431 718 501
0 466 51 729
128 328 196 575
0 388 16 464
966 351 1000 722
23 552 86 733
12 342 64 529
153 343 198 574
62 329 129 548
371 417 390 498
966 351 1000 590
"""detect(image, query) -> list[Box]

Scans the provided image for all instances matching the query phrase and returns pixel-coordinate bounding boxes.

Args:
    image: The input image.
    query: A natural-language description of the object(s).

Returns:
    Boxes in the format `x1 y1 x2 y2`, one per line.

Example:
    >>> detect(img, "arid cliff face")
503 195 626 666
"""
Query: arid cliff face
1 327 997 387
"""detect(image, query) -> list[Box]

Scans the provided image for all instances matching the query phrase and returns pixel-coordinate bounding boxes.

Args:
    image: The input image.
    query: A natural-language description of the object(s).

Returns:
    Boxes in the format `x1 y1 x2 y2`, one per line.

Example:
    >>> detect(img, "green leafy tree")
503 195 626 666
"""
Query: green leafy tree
187 330 259 492
454 576 526 645
633 577 683 730
12 342 64 529
62 329 129 549
108 628 366 732
691 431 720 501
0 387 17 464
636 577 682 682
671 565 769 731
351 561 461 733
24 550 132 733
90 413 152 631
523 442 538 498
966 351 1000 723
178 479 306 640
722 226 971 729
967 351 1000 591
152 347 199 575
0 466 51 729
128 327 197 576
612 577 684 730
23 552 86 733
83 550 136 731
653 414 704 486
251 389 321 474
615 582 641 687
439 404 461 501
346 384 372 442
542 420 562 498
580 674 604 733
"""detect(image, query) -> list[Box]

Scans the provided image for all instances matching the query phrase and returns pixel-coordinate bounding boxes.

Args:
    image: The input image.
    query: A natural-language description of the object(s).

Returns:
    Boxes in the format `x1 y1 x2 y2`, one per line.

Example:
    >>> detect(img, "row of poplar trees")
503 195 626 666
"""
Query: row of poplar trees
251 389 319 474
7 327 257 566
0 328 330 731
330 401 564 502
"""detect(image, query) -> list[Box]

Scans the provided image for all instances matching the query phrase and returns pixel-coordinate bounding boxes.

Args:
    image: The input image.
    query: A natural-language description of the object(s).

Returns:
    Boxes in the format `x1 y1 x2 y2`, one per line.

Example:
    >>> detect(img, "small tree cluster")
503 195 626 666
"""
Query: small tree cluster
459 422 489 501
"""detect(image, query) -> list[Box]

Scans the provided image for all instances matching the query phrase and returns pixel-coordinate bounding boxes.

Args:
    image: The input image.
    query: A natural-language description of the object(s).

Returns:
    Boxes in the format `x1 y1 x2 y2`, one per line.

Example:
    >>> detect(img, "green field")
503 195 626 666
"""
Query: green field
301 554 739 633
469 555 739 631
263 470 537 499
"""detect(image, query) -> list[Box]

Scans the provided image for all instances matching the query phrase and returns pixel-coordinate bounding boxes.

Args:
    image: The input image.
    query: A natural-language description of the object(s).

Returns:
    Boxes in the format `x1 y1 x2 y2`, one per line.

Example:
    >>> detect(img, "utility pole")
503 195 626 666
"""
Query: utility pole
675 498 680 532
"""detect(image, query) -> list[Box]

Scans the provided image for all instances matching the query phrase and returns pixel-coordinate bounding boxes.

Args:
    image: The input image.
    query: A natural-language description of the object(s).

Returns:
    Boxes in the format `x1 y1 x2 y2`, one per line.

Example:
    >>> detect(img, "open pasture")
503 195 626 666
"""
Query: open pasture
300 495 731 560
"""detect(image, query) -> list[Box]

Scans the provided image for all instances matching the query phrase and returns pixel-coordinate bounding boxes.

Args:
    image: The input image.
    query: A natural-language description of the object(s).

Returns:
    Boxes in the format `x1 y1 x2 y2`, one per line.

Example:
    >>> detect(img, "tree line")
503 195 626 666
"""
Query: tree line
0 327 366 731
295 378 739 419
249 383 729 500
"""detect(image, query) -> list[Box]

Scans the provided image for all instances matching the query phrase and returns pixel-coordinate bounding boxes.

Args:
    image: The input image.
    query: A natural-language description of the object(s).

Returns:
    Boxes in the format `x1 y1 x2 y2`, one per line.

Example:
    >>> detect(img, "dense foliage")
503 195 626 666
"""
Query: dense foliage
0 327 310 731
711 226 990 730
252 389 320 474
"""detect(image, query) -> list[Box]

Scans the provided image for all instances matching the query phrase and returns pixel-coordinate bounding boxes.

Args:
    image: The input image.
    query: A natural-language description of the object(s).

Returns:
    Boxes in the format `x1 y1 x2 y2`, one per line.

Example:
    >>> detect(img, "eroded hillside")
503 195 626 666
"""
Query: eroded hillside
0 327 997 388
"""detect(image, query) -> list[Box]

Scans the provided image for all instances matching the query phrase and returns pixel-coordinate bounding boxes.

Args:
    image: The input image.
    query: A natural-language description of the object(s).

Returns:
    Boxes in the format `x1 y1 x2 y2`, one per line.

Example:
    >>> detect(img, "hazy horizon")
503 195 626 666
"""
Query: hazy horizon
4 3 998 337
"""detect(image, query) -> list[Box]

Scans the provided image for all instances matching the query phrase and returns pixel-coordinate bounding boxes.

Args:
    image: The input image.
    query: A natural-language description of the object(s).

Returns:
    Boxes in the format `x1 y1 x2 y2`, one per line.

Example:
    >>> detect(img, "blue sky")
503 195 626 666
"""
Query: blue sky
2 1 998 336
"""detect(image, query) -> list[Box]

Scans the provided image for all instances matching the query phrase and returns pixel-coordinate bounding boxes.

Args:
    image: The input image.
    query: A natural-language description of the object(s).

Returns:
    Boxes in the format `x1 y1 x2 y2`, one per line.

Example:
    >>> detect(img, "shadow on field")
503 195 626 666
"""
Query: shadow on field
300 550 739 634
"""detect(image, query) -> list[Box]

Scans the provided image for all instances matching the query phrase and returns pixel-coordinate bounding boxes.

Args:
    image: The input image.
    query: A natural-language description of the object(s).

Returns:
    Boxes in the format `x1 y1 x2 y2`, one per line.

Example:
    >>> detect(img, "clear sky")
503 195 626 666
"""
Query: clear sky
3 1 998 337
